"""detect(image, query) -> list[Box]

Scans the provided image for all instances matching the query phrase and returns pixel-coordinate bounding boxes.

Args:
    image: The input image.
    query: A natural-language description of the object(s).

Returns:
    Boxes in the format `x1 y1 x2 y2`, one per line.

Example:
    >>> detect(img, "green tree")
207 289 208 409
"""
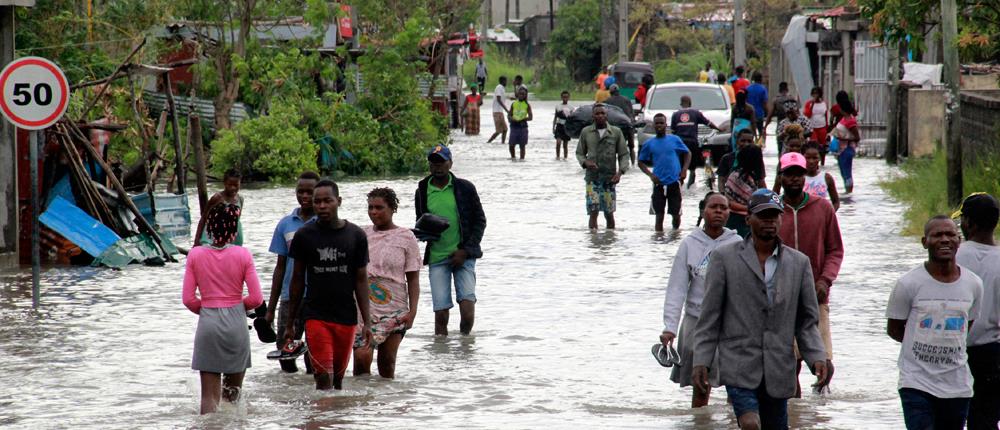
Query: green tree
549 0 602 82
860 0 1000 61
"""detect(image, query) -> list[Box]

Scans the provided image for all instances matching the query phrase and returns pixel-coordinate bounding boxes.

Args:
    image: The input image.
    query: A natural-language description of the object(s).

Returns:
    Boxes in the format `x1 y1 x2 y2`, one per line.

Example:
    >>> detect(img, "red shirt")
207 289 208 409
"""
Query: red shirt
635 84 648 107
733 78 751 94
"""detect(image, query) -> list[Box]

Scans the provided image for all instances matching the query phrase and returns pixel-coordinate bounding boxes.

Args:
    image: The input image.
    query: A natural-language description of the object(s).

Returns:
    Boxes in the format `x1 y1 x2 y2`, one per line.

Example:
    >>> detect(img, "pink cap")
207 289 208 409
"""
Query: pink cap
779 152 807 173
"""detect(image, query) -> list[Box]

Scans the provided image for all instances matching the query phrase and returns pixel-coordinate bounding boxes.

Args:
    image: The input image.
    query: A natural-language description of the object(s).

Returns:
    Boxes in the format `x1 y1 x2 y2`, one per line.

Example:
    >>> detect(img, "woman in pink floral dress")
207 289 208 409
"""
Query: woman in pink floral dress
353 187 422 379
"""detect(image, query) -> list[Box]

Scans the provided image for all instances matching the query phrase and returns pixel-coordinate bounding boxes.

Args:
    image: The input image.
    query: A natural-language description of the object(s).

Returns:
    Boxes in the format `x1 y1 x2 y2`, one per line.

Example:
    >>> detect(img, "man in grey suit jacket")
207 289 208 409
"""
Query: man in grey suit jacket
692 189 831 430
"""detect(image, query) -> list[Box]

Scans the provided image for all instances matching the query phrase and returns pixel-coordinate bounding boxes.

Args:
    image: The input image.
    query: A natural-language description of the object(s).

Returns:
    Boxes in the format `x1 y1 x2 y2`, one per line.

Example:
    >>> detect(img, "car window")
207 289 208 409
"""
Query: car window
647 87 728 110
615 71 646 87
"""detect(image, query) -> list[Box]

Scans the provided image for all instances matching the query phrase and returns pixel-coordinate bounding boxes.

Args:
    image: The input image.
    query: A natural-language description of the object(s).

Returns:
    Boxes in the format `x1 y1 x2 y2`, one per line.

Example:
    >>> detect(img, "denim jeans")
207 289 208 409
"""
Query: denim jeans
726 384 788 430
899 388 970 430
428 258 477 311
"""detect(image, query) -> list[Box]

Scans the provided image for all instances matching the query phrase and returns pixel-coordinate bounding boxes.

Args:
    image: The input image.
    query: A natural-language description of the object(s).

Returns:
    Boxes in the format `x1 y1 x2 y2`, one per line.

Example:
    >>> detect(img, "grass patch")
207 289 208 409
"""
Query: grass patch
880 148 1000 235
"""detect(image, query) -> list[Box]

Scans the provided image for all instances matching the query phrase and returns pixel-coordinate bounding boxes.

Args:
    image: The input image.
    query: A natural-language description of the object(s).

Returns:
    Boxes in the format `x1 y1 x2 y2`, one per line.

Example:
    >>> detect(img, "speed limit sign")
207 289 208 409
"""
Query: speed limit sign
0 56 69 130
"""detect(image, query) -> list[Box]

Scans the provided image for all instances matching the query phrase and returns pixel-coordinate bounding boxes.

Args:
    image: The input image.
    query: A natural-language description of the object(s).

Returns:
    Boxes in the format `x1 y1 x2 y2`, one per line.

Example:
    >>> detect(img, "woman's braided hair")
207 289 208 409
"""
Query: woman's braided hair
206 203 241 245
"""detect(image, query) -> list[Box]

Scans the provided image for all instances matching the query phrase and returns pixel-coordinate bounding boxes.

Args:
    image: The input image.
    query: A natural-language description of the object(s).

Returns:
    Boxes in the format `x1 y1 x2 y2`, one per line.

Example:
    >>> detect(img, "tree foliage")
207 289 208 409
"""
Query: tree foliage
210 100 317 180
549 0 602 82
860 0 1000 62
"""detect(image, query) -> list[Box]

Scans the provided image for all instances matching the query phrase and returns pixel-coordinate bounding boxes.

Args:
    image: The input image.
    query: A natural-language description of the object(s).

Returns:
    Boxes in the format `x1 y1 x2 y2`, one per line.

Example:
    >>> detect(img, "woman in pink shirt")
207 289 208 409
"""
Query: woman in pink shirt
353 188 422 379
182 203 263 414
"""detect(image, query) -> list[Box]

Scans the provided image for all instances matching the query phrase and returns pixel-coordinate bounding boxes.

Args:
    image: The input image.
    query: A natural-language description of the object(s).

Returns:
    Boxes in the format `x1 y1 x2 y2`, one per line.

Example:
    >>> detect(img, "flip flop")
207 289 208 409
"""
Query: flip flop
267 340 308 360
651 343 673 368
668 344 682 367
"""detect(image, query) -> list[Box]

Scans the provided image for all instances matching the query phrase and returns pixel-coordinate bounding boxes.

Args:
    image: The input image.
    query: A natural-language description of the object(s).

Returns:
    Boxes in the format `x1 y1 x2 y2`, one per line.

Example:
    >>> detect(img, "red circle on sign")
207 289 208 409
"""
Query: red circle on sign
0 58 69 128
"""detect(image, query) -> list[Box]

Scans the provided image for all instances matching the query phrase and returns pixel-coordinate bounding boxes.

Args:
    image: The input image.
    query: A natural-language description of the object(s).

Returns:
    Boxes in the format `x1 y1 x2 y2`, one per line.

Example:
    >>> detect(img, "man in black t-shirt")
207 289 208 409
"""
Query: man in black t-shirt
285 179 372 390
671 95 720 188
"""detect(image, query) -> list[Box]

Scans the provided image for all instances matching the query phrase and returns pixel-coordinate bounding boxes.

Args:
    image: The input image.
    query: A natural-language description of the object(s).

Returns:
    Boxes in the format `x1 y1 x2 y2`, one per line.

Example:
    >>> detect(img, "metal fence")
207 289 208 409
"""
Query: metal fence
853 41 889 157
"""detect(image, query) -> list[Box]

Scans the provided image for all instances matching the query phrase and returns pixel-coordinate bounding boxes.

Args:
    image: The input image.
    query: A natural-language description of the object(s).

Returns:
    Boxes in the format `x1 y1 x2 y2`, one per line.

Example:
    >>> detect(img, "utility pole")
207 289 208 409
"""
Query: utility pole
618 0 627 62
549 0 554 31
885 42 900 164
941 0 962 205
733 0 746 67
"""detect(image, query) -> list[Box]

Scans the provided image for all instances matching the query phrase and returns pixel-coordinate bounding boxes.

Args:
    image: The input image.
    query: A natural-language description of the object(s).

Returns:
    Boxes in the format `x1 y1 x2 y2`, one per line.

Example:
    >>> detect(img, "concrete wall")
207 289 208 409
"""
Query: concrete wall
961 74 999 90
906 89 945 158
0 6 16 269
960 90 1000 163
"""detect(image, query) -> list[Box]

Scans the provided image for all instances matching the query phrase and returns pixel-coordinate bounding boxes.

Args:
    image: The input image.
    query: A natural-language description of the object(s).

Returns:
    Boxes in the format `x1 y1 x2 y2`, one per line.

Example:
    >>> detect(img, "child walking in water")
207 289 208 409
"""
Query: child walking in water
183 203 263 414
802 142 840 211
508 87 533 160
553 91 573 159
194 169 245 247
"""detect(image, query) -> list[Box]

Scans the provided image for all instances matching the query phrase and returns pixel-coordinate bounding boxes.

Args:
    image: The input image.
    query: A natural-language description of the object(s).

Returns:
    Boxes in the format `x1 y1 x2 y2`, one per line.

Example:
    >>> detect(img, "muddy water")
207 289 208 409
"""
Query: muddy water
0 100 922 429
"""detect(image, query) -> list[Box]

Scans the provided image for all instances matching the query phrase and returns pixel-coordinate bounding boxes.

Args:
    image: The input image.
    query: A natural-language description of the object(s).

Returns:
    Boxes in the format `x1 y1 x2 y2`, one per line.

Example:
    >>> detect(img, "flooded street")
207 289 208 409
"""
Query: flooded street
1 100 922 429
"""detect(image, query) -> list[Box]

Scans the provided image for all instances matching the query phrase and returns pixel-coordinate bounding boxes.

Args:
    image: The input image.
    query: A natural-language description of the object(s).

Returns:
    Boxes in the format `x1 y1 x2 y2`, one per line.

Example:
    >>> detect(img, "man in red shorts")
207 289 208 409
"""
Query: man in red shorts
285 179 374 390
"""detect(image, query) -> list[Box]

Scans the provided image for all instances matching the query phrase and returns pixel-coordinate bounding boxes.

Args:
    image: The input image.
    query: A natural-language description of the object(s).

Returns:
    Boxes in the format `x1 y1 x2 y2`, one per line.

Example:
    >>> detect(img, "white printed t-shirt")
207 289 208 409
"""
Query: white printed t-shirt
956 241 1000 346
886 265 983 398
492 84 506 113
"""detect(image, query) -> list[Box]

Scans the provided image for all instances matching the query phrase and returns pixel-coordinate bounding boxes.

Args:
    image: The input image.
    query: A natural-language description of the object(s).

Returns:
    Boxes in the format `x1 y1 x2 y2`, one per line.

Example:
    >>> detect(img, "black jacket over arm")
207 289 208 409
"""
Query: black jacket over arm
415 173 487 265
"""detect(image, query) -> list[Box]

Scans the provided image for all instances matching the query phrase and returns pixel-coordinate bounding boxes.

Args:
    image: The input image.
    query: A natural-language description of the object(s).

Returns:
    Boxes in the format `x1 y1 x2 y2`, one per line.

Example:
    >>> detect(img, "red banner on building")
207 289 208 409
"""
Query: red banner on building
339 5 353 39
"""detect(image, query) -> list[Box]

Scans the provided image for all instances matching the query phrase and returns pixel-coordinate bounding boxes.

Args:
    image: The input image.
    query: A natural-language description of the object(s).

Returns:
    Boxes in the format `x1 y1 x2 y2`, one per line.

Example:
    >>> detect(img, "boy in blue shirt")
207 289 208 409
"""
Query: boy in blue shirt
266 171 320 372
638 113 691 231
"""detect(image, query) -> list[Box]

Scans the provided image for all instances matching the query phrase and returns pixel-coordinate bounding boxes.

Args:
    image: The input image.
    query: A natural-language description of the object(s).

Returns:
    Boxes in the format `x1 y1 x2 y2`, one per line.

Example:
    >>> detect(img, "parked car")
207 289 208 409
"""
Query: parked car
608 62 654 101
636 83 732 150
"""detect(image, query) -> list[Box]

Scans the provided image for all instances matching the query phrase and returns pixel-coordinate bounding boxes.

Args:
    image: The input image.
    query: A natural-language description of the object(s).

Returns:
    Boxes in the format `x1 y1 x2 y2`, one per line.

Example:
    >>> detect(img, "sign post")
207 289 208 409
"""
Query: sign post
0 56 69 309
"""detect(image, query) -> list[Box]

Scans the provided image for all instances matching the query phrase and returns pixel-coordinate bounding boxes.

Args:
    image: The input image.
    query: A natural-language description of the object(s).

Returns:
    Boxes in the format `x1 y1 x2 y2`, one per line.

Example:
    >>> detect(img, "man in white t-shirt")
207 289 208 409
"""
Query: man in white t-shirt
487 76 508 145
886 215 983 430
953 193 1000 430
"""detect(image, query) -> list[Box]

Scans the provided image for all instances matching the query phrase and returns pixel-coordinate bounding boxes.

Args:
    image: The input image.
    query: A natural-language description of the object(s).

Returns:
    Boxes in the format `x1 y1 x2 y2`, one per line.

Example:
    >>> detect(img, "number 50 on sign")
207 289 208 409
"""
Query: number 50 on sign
0 57 69 130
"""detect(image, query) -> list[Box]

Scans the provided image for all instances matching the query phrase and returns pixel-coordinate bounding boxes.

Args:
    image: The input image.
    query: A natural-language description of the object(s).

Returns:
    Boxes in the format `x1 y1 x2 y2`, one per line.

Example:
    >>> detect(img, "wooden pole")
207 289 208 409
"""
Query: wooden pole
941 0 962 205
163 74 186 195
189 115 209 214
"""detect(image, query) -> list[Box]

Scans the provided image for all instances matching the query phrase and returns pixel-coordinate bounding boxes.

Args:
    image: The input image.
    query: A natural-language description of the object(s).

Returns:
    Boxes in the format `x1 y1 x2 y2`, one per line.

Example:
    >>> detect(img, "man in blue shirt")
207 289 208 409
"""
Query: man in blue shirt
745 72 770 139
639 113 691 231
671 95 720 188
266 171 320 372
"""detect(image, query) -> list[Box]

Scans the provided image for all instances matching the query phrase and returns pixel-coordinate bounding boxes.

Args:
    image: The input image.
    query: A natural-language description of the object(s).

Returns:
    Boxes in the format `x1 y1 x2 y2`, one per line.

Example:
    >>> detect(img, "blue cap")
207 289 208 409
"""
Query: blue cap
749 188 784 214
428 144 452 161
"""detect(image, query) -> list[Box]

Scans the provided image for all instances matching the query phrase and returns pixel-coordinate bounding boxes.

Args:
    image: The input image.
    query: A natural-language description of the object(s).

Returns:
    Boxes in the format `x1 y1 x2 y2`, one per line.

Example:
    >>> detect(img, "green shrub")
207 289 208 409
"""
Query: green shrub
210 101 317 181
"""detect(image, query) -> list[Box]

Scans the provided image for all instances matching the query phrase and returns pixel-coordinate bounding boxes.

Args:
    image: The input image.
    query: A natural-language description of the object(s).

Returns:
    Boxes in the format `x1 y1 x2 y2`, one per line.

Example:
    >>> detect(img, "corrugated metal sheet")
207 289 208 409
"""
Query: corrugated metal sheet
131 192 191 239
854 41 888 83
39 196 121 258
142 91 251 130
853 41 890 156
354 72 449 97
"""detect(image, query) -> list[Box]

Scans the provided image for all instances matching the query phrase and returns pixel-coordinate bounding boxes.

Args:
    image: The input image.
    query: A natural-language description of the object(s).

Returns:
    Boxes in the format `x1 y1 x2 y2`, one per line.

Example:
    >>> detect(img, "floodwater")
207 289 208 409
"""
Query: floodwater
1 100 924 429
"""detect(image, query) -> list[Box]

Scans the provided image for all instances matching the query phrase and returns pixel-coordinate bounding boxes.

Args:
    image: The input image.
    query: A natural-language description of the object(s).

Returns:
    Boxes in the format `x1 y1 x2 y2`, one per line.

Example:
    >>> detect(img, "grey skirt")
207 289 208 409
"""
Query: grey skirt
670 313 720 388
192 302 251 374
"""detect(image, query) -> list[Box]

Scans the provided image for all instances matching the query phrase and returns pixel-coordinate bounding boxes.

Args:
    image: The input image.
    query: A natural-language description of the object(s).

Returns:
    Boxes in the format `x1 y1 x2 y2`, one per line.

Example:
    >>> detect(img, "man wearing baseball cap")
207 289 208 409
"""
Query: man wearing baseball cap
777 151 844 396
954 192 1000 429
692 188 830 429
415 145 487 336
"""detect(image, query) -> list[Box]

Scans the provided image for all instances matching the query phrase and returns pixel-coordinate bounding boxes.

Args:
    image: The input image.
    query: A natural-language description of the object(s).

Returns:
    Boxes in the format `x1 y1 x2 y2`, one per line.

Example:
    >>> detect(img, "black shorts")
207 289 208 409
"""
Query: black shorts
652 182 682 216
509 125 528 146
554 124 571 141
683 139 705 168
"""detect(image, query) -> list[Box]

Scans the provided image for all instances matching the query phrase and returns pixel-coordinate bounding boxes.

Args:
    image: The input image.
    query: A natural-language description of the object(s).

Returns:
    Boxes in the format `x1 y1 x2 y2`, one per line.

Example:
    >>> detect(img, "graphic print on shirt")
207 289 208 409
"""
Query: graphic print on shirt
911 299 969 366
315 247 349 273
